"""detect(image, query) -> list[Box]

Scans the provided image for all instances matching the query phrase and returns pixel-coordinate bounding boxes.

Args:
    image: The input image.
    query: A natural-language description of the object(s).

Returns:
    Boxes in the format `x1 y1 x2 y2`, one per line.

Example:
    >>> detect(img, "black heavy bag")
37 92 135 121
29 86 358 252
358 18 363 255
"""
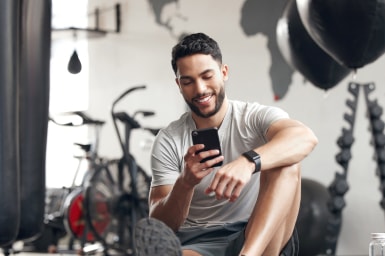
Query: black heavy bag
296 178 332 256
0 0 21 247
276 0 351 91
17 0 51 240
297 0 385 69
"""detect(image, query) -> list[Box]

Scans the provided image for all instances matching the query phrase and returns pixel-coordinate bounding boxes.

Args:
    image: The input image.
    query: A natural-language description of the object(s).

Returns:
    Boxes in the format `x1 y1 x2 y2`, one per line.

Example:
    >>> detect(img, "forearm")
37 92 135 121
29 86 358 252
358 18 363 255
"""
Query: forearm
257 122 318 170
149 176 195 231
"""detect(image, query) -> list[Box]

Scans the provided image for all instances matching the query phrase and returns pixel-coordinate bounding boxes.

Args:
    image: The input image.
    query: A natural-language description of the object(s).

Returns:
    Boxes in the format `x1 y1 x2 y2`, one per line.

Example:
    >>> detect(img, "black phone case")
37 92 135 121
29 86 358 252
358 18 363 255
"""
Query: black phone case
192 127 223 167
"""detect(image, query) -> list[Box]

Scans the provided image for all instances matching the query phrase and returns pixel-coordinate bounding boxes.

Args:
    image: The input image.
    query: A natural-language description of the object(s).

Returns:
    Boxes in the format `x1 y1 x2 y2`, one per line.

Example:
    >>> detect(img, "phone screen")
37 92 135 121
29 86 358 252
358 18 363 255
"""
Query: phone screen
192 127 223 167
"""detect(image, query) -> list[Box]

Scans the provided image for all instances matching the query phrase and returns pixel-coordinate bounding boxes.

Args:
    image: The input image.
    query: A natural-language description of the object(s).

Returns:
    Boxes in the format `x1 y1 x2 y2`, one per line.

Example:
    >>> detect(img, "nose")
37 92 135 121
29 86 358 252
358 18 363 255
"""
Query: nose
195 78 207 94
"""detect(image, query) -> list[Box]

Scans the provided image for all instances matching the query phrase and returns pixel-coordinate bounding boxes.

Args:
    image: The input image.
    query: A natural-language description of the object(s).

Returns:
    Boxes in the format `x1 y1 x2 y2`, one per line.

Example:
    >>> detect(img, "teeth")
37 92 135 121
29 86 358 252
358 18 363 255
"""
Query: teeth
196 95 211 103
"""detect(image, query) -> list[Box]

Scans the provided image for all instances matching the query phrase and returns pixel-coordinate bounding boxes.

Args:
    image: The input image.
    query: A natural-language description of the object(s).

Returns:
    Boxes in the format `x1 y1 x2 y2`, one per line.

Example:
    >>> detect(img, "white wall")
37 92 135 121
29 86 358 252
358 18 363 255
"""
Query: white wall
74 0 385 254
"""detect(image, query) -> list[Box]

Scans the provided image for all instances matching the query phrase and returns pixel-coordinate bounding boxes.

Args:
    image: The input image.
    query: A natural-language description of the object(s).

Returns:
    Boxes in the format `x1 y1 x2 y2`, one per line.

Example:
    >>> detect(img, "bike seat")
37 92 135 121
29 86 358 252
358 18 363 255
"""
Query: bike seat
74 143 92 152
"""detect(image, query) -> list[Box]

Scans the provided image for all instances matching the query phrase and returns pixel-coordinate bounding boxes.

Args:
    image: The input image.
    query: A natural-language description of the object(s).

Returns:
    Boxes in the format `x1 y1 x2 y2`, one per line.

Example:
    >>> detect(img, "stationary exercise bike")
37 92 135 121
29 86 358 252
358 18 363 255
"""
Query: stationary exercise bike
83 85 159 255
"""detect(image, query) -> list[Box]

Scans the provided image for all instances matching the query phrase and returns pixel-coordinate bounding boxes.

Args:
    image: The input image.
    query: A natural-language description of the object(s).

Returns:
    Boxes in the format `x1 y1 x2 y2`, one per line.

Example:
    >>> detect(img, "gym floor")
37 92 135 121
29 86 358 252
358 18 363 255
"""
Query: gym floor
1 238 106 256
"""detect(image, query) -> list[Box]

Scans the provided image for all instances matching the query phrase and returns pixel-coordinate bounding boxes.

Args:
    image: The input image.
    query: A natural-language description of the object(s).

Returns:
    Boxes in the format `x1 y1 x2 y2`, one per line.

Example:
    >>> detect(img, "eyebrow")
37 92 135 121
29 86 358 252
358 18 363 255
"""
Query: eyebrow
178 69 215 80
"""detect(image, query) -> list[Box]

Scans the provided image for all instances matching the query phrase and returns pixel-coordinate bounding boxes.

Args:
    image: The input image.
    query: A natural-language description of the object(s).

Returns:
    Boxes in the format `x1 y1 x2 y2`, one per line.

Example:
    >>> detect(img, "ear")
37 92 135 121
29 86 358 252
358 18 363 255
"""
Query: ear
221 64 229 81
175 77 182 92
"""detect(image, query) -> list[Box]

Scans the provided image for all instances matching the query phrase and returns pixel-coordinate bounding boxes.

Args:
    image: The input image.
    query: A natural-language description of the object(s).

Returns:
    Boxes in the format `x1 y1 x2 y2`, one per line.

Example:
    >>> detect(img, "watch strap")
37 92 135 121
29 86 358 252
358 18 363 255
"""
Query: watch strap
242 150 261 174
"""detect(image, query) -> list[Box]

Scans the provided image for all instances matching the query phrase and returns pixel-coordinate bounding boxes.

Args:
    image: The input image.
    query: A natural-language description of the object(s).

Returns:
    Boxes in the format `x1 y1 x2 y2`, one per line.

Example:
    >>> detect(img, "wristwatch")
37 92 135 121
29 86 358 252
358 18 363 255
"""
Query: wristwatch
242 150 261 174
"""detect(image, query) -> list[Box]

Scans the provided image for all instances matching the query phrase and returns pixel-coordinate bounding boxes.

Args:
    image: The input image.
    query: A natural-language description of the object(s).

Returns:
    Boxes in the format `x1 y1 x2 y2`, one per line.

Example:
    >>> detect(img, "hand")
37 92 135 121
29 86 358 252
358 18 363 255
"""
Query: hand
182 144 224 188
205 156 254 202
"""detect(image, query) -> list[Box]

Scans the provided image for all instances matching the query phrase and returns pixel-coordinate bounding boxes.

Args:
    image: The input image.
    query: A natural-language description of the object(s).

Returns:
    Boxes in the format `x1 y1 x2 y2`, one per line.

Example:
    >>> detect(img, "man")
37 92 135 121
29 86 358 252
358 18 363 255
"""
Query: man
134 33 318 256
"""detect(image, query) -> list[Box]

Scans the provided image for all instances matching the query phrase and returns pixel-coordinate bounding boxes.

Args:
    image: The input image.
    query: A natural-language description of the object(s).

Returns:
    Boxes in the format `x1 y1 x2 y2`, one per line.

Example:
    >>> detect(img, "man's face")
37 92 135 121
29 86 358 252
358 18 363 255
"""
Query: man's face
175 54 228 118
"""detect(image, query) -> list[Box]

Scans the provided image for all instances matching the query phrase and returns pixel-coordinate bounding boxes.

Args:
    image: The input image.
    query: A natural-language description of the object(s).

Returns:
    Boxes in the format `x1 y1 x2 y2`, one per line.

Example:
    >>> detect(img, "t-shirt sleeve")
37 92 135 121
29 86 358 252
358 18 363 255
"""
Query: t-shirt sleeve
150 129 181 187
246 103 290 142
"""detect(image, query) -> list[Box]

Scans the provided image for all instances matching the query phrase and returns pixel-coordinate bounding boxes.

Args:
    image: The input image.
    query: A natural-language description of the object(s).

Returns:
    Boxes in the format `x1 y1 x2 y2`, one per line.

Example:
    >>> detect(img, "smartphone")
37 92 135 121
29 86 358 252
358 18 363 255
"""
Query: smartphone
191 127 223 167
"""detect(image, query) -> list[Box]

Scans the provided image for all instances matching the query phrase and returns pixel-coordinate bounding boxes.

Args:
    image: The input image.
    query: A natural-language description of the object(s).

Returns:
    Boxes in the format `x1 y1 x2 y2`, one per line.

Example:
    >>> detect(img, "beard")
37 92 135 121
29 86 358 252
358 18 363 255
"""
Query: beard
186 86 225 118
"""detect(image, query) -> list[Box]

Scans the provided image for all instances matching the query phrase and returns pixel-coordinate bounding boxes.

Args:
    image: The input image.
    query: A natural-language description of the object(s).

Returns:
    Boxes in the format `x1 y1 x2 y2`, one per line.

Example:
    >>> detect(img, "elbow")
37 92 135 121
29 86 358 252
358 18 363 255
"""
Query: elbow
305 128 319 155
310 129 319 148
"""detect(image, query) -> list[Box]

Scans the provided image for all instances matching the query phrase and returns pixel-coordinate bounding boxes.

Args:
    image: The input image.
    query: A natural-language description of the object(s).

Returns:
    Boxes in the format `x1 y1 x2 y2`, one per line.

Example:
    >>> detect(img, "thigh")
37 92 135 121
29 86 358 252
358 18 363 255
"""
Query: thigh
183 249 202 256
227 225 299 256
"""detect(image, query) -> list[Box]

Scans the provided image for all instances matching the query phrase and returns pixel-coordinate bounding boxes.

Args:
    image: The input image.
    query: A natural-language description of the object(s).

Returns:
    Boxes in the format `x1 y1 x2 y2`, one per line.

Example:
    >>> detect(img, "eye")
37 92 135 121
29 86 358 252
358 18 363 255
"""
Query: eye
179 78 193 86
202 75 213 80
202 70 215 80
181 80 192 86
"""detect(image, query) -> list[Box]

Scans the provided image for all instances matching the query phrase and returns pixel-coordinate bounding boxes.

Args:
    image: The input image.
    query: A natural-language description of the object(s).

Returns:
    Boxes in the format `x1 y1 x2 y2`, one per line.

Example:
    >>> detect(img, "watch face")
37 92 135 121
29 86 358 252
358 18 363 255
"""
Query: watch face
246 150 259 160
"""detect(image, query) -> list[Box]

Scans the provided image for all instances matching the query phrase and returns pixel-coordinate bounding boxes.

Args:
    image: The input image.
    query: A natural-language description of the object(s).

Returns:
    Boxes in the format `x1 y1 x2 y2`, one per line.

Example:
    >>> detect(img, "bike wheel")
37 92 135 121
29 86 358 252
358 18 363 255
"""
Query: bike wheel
84 160 151 255
62 187 96 242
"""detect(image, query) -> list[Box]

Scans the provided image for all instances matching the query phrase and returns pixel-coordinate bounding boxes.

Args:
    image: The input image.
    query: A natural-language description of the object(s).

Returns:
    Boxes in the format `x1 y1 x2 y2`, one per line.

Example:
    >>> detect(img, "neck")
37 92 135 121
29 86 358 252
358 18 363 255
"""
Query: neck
192 98 229 129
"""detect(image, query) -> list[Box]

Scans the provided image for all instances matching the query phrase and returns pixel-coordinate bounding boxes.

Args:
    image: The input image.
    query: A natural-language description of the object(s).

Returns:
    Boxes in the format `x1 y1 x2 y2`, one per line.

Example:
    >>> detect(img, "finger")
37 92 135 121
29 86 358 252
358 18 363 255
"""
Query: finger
200 155 224 169
229 183 244 202
197 149 221 163
191 162 212 176
184 144 206 170
188 144 205 155
205 172 221 194
223 180 237 199
213 175 232 200
214 181 227 200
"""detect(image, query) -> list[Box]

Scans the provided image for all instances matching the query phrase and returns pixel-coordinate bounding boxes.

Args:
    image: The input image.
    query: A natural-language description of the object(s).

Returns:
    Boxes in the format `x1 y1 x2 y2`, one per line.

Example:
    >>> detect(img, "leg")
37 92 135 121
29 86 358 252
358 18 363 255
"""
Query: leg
183 249 202 256
240 164 301 256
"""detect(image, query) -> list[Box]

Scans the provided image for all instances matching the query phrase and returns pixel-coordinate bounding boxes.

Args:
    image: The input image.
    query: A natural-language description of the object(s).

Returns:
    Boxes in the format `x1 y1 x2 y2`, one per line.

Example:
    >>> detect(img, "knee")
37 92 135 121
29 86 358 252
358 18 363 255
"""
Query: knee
282 164 301 192
268 164 301 184
282 163 301 182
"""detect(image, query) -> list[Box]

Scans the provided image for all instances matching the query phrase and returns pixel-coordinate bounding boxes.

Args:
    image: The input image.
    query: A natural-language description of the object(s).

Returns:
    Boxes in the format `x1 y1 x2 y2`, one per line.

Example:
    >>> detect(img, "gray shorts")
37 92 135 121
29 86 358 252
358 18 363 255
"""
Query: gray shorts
176 222 298 256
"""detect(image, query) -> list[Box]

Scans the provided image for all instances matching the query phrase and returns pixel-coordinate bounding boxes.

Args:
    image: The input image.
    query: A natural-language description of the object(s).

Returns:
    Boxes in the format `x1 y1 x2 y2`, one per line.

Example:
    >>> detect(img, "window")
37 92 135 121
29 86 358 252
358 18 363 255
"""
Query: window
46 0 89 188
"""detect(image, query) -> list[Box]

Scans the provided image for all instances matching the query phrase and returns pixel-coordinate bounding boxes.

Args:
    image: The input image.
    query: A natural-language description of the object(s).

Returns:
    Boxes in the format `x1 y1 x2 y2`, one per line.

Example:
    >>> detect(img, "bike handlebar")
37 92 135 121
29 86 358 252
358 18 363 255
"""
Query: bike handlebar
112 112 141 129
111 85 161 156
74 111 105 126
111 85 146 113
49 111 105 127
111 85 159 132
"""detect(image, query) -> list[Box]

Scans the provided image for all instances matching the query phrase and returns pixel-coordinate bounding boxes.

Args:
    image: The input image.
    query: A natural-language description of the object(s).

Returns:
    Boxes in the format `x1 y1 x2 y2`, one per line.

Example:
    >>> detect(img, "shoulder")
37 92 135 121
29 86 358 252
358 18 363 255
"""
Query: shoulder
229 100 288 118
154 112 192 146
161 112 191 136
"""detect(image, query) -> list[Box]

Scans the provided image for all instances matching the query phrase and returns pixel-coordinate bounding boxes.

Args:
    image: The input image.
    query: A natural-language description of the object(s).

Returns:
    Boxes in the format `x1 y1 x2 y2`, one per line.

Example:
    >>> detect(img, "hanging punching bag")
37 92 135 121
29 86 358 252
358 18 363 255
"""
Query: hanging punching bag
297 0 385 69
0 0 21 247
17 0 51 241
276 0 351 91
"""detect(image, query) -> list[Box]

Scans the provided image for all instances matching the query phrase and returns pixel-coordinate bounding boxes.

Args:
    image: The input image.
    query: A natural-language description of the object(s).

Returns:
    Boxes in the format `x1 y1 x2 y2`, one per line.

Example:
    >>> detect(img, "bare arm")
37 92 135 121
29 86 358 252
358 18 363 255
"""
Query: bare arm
149 118 317 233
256 118 318 170
207 118 318 201
148 179 193 232
148 144 224 231
205 118 317 254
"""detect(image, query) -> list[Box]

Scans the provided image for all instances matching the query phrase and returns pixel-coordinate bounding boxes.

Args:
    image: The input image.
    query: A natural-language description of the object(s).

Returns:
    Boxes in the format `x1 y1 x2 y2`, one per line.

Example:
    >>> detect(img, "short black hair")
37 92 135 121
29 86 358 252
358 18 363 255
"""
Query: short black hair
171 33 222 75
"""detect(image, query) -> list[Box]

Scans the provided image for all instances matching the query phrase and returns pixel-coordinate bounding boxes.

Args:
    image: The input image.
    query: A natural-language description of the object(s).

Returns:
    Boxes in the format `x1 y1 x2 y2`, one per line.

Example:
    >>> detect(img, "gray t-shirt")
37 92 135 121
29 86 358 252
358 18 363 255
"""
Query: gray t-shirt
151 100 289 229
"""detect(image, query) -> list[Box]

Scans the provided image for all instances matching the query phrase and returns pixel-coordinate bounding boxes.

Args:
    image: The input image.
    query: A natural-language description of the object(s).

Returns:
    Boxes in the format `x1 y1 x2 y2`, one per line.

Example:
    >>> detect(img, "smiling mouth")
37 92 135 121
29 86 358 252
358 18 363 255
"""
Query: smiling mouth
194 94 213 104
